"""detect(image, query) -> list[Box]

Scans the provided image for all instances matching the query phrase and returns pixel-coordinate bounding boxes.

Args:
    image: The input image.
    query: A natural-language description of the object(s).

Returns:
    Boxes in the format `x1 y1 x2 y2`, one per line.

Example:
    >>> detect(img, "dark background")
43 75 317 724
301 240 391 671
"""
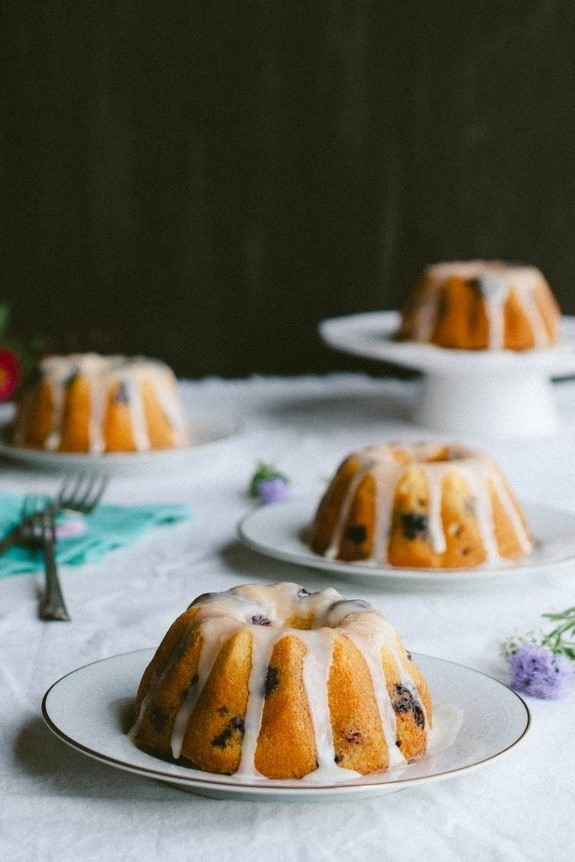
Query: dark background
2 1 575 378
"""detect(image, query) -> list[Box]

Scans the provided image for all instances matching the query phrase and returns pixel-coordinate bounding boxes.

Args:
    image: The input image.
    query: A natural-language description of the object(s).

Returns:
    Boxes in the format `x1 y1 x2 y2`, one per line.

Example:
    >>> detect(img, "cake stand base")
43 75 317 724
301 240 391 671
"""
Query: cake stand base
319 311 575 438
414 372 559 438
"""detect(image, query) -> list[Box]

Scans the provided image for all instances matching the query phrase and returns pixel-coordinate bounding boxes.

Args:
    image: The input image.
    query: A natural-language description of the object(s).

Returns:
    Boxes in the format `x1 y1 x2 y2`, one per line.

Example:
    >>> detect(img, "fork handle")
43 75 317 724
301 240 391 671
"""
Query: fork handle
39 542 70 622
0 524 23 556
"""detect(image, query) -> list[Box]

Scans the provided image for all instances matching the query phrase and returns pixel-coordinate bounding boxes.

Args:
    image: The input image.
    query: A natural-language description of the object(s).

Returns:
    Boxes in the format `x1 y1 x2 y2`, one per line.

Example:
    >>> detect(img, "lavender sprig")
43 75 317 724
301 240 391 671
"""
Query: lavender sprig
502 607 575 700
249 462 291 505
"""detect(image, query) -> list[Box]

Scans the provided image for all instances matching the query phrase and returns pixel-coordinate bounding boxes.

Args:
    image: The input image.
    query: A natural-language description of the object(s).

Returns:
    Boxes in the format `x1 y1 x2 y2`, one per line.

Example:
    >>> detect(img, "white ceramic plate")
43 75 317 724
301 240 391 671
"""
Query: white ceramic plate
41 649 529 802
238 498 575 583
319 311 575 377
0 413 239 474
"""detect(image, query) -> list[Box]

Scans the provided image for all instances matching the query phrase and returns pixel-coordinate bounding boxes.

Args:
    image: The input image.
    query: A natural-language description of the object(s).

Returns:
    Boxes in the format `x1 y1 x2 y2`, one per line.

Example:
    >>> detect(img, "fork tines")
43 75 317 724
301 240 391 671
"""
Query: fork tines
56 472 108 514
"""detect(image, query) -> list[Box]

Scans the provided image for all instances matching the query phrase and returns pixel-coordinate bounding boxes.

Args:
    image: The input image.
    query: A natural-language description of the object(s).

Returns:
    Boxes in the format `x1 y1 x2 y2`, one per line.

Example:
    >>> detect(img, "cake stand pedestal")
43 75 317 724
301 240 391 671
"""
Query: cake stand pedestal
319 311 575 439
414 370 558 436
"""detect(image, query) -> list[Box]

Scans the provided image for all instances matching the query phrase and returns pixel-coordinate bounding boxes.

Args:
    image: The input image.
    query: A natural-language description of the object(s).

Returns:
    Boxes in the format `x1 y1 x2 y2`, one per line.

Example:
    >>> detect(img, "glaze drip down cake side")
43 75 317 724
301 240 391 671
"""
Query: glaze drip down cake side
130 582 432 780
12 354 189 453
309 442 533 569
396 260 561 350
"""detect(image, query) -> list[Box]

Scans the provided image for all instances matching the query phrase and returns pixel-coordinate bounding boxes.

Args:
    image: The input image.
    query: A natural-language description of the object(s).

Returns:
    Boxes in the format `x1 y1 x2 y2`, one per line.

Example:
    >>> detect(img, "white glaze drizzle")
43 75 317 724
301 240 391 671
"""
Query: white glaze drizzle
413 261 555 349
132 583 427 780
324 458 374 561
298 628 339 775
26 353 187 452
320 442 533 566
235 626 278 777
124 373 150 452
477 272 508 349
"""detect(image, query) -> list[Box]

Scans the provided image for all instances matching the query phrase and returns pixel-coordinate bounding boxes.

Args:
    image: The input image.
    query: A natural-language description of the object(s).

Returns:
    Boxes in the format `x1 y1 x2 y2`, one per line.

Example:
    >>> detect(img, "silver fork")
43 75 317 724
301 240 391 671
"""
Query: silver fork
55 473 109 515
35 474 107 620
21 497 70 622
0 475 108 618
0 474 109 557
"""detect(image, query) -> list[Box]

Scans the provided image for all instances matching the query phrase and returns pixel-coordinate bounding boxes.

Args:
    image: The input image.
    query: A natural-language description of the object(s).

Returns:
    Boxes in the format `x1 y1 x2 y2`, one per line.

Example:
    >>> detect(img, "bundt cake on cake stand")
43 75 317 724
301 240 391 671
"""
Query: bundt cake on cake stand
320 306 575 438
320 261 575 438
320 310 573 437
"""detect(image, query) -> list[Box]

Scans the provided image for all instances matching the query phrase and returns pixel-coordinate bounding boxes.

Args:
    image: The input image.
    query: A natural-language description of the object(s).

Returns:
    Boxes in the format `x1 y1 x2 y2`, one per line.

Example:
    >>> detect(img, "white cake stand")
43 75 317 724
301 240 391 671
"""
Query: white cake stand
319 312 575 438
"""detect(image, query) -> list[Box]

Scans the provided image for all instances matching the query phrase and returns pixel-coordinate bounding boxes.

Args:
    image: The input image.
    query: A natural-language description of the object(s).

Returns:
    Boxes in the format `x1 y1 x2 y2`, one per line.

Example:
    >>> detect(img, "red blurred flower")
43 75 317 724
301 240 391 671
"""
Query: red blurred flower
0 346 21 400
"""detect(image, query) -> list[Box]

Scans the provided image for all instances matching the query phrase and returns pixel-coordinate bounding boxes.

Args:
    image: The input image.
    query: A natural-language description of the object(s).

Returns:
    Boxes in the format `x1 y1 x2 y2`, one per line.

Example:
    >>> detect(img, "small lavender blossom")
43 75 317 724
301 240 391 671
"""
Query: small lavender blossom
249 461 291 503
507 642 575 700
257 476 291 505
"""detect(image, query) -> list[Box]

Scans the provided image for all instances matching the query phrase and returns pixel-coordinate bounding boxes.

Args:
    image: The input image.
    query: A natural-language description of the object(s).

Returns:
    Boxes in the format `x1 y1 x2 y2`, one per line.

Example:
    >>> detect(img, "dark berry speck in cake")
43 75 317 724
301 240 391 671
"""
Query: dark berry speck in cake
263 666 280 696
114 381 131 404
211 716 245 748
249 614 271 626
392 684 425 728
149 706 169 732
401 512 428 540
345 524 368 544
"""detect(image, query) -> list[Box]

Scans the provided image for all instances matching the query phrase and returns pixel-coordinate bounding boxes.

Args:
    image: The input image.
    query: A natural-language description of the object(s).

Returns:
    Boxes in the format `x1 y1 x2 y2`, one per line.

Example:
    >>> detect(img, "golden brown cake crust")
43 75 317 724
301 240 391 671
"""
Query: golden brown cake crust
131 582 432 780
396 261 560 351
12 353 188 453
309 442 533 570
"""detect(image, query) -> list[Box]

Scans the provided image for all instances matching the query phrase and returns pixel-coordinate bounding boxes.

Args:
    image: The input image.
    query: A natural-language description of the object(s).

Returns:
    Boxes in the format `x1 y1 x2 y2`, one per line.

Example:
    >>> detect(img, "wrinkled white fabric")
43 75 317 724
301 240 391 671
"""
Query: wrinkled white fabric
1 373 574 862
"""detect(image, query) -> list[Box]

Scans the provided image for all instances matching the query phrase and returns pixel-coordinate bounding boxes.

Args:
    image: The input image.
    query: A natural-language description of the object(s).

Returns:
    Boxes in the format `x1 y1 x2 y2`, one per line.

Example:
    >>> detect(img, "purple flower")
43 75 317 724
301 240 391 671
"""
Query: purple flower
508 642 575 700
249 462 291 502
257 477 291 505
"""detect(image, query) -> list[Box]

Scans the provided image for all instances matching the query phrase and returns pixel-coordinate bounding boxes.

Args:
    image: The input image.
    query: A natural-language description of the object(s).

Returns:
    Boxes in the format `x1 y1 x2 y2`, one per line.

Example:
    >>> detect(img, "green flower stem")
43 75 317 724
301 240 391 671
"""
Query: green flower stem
541 607 575 661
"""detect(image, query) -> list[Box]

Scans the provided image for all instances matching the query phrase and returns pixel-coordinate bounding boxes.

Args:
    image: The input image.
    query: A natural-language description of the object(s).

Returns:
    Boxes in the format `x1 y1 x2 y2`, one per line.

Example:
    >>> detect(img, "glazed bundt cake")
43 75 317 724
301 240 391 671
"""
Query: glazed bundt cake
12 353 188 453
130 582 432 780
309 442 533 569
396 260 560 350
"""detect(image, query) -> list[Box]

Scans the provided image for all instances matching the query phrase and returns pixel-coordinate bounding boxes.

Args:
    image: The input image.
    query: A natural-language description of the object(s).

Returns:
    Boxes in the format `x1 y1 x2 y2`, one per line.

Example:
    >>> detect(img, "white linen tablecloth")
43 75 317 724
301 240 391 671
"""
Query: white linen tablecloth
2 373 575 862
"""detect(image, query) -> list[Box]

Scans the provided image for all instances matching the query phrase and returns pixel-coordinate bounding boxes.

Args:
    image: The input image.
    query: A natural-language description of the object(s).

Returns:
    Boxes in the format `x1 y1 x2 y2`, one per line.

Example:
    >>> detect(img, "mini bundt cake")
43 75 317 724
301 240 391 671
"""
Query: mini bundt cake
130 582 432 780
309 442 533 569
396 260 560 350
12 353 188 453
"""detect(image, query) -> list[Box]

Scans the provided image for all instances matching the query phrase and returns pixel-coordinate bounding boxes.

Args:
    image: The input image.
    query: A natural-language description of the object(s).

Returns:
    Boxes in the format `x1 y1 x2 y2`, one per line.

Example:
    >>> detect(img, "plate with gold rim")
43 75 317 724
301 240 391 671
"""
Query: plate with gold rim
42 649 529 802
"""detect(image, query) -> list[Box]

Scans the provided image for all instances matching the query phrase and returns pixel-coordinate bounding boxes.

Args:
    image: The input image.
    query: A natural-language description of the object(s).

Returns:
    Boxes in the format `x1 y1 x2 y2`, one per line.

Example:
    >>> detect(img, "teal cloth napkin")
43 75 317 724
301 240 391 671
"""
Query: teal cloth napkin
0 493 193 577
